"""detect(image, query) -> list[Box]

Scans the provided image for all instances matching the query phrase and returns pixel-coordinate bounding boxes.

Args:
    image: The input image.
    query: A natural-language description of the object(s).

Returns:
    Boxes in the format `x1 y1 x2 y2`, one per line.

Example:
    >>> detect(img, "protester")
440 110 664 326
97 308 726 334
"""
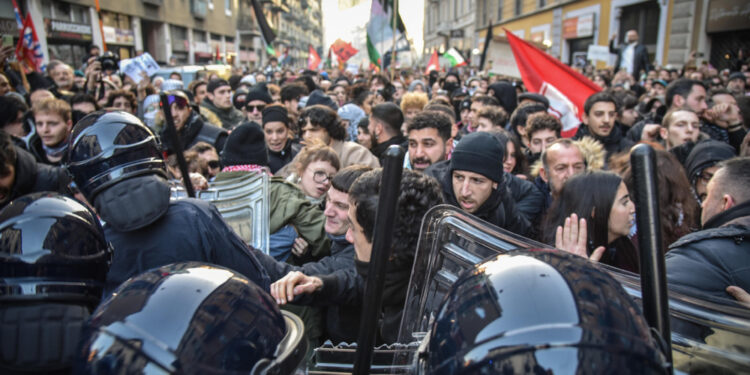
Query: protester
201 79 244 129
160 90 227 154
524 112 561 166
30 98 72 165
536 138 588 216
547 171 639 273
262 105 300 174
289 142 340 204
610 30 651 78
574 92 634 160
0 131 70 209
270 169 444 344
425 131 535 236
684 139 737 205
666 157 750 303
368 102 406 162
406 110 453 172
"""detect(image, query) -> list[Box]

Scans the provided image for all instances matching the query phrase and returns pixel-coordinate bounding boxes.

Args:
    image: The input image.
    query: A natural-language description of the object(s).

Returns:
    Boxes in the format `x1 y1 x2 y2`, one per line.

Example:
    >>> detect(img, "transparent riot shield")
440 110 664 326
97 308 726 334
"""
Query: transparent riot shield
398 204 750 374
170 172 270 254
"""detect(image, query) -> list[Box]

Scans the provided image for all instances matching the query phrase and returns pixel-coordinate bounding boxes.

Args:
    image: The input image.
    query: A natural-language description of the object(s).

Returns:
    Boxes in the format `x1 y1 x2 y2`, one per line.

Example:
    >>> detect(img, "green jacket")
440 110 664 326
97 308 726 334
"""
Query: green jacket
215 172 330 260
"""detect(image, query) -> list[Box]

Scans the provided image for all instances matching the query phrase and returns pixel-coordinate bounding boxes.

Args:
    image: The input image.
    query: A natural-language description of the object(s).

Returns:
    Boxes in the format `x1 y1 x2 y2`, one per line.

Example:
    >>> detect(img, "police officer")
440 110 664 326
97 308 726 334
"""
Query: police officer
66 110 270 294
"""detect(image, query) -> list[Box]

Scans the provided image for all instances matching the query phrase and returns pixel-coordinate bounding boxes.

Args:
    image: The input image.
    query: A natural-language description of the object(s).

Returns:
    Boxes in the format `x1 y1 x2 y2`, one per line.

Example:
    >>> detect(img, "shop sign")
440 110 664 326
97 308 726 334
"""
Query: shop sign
450 29 464 38
103 26 135 45
707 0 750 33
226 42 236 53
0 18 17 35
45 19 92 40
562 13 593 39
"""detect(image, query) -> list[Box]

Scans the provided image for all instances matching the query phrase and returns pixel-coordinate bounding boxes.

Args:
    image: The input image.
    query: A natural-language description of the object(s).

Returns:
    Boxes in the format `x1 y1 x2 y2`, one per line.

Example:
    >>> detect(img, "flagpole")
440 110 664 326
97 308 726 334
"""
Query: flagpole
389 0 398 81
94 0 107 51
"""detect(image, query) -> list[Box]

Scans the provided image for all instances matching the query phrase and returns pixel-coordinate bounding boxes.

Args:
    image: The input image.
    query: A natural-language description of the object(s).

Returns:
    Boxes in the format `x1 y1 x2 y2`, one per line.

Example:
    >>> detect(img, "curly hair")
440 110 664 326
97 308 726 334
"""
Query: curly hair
299 105 347 141
406 110 452 141
105 89 137 111
349 168 444 269
477 106 508 127
525 112 561 138
400 92 429 113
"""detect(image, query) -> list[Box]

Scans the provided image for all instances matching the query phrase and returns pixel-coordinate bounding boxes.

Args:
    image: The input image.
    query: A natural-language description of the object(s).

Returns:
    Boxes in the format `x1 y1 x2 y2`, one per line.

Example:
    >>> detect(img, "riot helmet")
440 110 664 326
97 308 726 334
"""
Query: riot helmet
74 262 307 375
420 250 670 374
67 110 171 231
0 192 111 303
0 192 112 373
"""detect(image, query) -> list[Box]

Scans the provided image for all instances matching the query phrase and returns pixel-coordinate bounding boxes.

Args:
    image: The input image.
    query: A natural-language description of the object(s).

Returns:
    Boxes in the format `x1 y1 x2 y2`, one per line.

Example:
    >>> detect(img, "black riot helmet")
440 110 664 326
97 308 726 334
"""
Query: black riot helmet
67 110 172 231
420 250 670 374
0 192 111 305
67 110 166 201
74 262 307 375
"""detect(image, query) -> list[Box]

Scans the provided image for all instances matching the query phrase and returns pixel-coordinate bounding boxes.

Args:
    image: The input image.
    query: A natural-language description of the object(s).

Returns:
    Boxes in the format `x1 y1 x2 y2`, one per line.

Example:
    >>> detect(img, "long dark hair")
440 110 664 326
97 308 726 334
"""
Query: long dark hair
542 171 639 273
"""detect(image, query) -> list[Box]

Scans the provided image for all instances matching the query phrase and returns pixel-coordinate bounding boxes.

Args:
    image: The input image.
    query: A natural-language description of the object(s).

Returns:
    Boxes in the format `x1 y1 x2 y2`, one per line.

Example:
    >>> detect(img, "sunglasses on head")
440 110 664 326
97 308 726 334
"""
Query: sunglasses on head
246 104 266 112
166 95 189 109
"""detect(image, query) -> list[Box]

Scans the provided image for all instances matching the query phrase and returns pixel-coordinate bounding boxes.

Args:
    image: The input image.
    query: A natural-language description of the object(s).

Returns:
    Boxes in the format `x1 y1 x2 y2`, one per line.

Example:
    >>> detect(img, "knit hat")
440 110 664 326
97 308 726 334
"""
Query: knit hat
518 93 550 109
207 79 230 93
488 82 518 115
161 79 184 92
220 122 268 167
240 75 256 86
306 89 338 111
246 87 273 104
450 132 505 183
262 106 288 126
728 72 745 82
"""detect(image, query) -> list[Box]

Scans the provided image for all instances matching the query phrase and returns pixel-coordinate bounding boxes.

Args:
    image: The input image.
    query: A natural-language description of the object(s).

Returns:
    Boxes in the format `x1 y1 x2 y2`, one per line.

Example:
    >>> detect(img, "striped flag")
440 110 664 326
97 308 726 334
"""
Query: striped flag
425 50 439 75
16 14 45 72
11 0 23 29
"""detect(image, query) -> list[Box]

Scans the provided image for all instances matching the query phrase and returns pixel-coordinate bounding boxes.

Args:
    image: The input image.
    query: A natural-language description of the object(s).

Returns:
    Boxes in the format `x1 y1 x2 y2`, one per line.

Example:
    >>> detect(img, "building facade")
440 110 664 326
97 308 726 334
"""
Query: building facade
2 0 324 70
470 0 748 71
424 0 476 62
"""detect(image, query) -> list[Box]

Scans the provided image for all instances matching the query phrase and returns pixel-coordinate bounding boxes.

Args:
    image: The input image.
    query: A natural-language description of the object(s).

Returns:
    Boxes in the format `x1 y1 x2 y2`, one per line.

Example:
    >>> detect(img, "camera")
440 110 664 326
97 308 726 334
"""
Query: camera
98 51 120 72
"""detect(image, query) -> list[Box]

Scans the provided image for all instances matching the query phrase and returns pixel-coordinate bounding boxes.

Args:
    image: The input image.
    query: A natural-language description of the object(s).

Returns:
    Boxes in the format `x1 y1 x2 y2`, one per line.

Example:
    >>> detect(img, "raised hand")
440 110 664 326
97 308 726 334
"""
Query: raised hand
555 213 605 262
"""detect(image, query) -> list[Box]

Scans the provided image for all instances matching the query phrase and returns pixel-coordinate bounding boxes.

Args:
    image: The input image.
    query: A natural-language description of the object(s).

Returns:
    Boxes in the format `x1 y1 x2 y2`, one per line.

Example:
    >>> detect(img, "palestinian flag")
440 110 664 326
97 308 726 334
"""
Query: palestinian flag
442 47 466 67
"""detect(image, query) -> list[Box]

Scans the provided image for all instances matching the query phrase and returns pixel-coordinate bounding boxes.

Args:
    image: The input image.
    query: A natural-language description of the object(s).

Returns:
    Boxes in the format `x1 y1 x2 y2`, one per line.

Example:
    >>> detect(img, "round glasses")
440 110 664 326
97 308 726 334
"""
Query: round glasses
313 171 334 184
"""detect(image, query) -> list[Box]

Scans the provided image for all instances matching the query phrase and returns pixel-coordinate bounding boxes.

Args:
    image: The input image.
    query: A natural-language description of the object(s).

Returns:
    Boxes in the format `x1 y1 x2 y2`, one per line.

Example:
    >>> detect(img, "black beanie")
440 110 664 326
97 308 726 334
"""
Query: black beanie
450 132 504 183
207 79 230 93
220 122 269 167
262 106 288 125
246 87 273 104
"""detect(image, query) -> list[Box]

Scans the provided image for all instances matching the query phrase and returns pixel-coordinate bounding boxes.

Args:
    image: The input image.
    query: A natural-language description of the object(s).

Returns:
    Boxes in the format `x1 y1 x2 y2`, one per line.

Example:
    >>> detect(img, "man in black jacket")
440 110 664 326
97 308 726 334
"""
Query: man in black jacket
573 92 634 161
161 90 227 154
609 30 651 79
666 157 750 304
368 102 407 163
0 131 70 209
424 131 537 236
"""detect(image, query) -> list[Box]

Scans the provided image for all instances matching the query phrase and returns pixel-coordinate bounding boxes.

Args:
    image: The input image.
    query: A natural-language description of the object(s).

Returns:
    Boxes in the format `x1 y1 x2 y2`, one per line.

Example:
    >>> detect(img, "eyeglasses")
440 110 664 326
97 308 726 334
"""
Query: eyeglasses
167 95 189 109
207 160 220 169
246 104 266 112
313 171 334 183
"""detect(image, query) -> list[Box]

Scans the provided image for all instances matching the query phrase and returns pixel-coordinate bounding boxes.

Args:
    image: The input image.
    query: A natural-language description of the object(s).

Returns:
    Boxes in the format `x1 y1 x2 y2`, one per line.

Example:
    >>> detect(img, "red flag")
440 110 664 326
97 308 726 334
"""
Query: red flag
504 29 601 137
425 50 439 75
308 45 321 71
331 39 358 63
15 14 45 72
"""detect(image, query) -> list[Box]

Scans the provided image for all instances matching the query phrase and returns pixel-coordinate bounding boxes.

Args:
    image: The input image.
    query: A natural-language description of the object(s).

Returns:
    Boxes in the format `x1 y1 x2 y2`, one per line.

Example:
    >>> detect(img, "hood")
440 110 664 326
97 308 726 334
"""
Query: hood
425 160 504 220
488 82 517 114
684 139 736 182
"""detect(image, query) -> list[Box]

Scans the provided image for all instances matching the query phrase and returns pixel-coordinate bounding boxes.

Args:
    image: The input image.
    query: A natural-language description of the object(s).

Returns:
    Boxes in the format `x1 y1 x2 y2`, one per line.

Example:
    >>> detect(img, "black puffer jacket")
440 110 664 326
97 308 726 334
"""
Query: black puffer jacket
3 146 70 209
424 160 535 236
666 200 750 303
160 110 227 154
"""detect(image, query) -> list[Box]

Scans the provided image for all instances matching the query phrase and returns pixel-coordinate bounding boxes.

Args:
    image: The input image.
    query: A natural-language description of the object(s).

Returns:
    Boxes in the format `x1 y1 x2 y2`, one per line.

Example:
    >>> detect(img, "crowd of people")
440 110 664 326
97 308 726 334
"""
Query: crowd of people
1 32 750 369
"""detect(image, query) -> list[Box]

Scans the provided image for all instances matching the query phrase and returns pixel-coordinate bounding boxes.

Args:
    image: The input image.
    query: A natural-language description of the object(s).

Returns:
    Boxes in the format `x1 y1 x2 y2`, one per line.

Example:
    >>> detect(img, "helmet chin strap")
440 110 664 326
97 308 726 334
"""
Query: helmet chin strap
94 175 171 232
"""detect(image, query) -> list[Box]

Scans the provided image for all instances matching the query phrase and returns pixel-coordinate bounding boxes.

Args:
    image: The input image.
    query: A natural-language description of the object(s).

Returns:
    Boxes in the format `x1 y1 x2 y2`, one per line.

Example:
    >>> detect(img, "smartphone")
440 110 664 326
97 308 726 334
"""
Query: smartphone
2 35 13 48
695 52 704 57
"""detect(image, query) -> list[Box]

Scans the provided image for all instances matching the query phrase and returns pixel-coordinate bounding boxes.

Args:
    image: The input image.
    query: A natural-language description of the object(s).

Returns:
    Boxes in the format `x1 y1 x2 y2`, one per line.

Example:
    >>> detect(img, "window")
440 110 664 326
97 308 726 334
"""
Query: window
538 0 546 8
497 0 503 21
514 0 522 16
225 0 231 15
